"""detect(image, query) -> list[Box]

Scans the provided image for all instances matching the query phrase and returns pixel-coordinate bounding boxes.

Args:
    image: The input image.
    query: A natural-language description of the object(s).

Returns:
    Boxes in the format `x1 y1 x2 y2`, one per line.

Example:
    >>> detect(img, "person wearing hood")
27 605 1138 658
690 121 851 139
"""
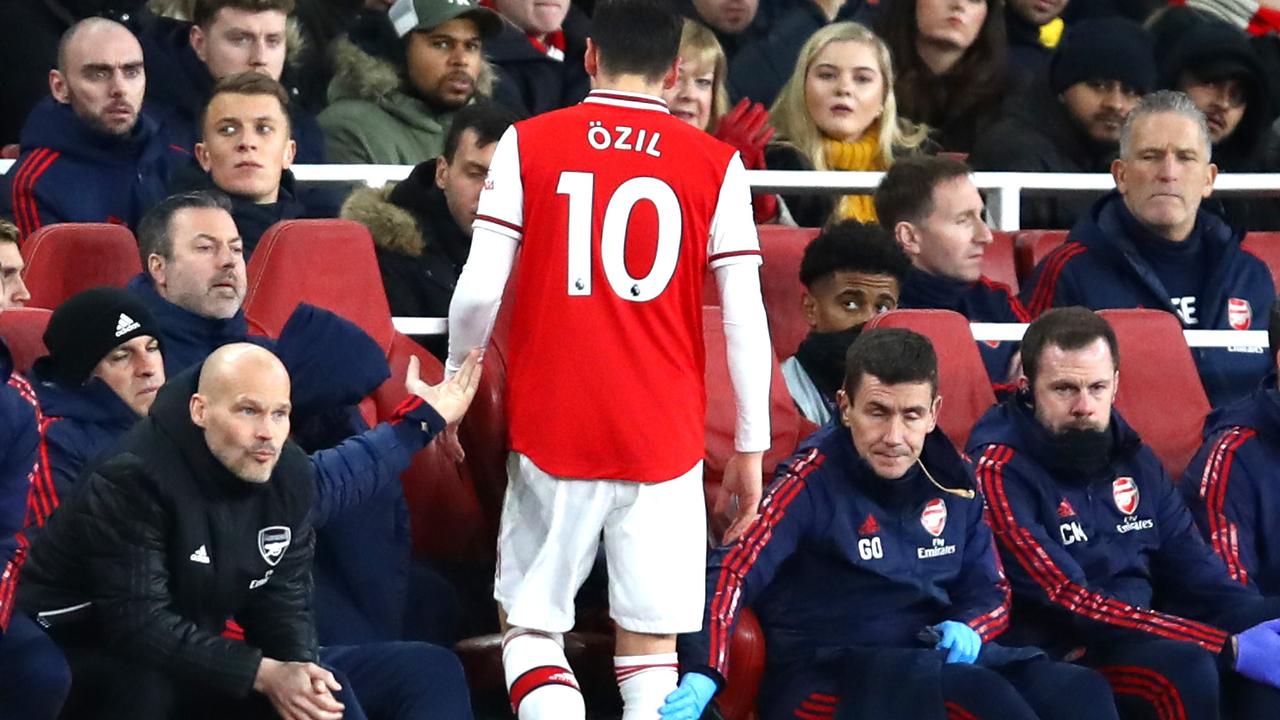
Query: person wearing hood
1181 301 1280 597
342 101 518 360
1022 91 1274 407
169 72 328 259
672 328 1121 720
780 220 909 427
970 17 1154 230
2 18 186 240
968 307 1280 720
318 0 502 164
876 156 1029 386
136 0 328 164
485 0 591 116
1159 18 1280 231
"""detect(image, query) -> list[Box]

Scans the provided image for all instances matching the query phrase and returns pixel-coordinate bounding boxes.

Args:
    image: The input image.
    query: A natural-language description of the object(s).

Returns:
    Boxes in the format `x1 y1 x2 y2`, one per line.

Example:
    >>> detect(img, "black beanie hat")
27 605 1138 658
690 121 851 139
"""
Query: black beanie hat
1050 17 1157 96
43 287 162 386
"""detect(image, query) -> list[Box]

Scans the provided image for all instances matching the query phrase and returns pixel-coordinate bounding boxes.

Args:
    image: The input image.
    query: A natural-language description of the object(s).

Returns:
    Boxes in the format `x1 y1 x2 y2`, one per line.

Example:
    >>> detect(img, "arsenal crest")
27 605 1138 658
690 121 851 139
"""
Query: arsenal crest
258 526 292 566
1228 298 1252 330
921 498 947 537
1112 477 1139 515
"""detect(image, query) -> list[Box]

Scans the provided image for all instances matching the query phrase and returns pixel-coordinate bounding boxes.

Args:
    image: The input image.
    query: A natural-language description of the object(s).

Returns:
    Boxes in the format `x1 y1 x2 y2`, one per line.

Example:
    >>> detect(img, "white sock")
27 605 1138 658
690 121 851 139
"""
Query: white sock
615 653 679 720
502 628 586 720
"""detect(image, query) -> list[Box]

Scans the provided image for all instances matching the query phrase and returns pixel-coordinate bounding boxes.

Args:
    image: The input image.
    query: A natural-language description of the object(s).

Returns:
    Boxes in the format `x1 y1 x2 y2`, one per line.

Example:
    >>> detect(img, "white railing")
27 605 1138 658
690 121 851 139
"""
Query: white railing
3 160 1278 231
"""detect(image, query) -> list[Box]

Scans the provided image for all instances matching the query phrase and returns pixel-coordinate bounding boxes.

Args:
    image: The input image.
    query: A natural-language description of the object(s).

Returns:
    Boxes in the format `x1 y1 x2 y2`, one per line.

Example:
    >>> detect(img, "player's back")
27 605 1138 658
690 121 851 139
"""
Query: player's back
477 90 755 482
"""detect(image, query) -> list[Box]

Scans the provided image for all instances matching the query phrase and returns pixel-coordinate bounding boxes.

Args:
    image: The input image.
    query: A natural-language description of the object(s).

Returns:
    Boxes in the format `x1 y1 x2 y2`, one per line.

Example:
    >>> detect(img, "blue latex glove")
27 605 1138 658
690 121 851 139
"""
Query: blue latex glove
934 620 982 664
1235 619 1280 688
659 672 717 720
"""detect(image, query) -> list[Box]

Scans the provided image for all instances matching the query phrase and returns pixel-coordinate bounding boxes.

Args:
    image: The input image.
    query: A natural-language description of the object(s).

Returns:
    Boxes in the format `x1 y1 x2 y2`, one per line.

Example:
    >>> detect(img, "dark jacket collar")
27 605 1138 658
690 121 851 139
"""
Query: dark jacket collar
900 265 974 311
968 393 1144 474
30 360 141 427
1203 387 1280 444
126 273 249 376
20 97 163 165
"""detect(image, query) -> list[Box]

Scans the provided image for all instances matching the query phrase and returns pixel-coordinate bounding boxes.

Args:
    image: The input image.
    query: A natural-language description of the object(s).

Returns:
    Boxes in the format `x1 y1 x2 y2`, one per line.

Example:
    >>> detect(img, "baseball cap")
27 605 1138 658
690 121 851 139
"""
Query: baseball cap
388 0 503 39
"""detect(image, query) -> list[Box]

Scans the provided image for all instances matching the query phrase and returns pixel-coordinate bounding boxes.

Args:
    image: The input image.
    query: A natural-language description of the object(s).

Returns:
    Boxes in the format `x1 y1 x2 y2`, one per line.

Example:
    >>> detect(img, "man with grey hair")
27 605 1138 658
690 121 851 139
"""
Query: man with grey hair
1022 90 1275 407
1 18 185 240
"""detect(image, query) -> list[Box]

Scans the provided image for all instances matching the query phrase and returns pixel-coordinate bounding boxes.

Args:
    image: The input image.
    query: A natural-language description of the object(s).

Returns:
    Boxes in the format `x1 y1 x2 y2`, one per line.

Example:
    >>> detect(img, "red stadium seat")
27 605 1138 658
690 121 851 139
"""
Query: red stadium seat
984 231 1019 294
1014 230 1068 285
1098 309 1211 478
0 307 52 373
717 607 766 720
1243 232 1280 290
20 223 143 309
864 309 997 449
757 226 818 360
1 144 18 160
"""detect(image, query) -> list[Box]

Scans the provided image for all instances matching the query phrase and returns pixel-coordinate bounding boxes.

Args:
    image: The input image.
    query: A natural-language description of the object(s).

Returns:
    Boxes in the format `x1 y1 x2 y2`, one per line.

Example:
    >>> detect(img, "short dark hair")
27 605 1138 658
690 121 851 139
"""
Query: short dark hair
799 220 911 289
193 0 295 29
590 0 682 81
442 102 520 163
1021 307 1119 386
137 191 234 266
201 71 293 140
0 219 17 247
843 327 938 397
874 156 974 228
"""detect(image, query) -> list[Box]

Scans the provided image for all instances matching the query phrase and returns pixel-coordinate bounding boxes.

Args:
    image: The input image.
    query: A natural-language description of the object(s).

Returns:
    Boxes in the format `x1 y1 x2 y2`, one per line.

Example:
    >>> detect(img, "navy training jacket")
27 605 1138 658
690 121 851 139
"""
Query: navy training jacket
0 340 39 633
1020 192 1273 407
679 421 1009 684
967 397 1260 657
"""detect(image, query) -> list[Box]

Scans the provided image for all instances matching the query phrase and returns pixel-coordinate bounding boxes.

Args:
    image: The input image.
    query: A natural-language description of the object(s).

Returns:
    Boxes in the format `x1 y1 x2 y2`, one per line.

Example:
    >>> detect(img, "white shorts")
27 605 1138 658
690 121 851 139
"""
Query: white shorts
494 452 707 635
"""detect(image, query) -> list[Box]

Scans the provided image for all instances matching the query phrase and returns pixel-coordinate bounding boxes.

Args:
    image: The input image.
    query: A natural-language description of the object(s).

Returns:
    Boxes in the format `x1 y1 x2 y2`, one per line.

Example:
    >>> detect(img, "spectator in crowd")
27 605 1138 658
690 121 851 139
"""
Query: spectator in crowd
671 328 1121 720
971 17 1156 230
18 342 481 719
125 191 443 644
342 102 518 360
968 307 1280 719
875 0 1006 154
1023 91 1274 407
1003 0 1066 91
169 72 323 258
0 325 70 718
1160 18 1280 231
662 18 730 132
767 21 930 227
876 156 1028 385
0 221 31 309
1181 303 1280 597
1186 0 1280 36
319 0 502 164
681 0 764 61
137 0 328 164
780 221 909 426
486 0 591 116
2 18 185 239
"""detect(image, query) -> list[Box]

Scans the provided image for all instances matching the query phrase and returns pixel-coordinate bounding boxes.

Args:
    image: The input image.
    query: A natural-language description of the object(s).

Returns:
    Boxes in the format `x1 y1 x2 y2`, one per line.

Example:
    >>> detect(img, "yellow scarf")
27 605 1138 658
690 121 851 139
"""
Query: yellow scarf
823 123 886 224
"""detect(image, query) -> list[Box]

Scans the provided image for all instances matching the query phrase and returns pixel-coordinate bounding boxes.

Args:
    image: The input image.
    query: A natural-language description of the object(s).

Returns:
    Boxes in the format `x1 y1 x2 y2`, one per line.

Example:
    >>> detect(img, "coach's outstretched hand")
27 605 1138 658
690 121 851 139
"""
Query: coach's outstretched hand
715 451 763 544
660 672 718 720
254 658 344 720
1235 618 1280 687
405 349 483 426
934 621 981 664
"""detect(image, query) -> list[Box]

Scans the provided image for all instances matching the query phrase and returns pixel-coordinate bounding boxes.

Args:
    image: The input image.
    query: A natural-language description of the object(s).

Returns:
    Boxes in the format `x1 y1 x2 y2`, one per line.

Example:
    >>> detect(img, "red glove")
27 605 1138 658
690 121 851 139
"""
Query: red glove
713 98 779 223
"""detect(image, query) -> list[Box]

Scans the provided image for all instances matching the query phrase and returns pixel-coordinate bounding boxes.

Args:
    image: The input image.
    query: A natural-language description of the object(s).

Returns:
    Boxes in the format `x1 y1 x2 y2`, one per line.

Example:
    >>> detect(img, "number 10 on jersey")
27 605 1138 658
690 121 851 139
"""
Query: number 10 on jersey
557 171 684 302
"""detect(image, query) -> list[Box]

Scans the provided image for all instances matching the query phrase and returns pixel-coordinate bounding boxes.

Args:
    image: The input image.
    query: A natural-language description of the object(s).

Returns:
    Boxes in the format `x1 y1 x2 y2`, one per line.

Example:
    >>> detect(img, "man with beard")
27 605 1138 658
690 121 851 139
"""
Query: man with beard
781 221 909 426
968 307 1280 719
1021 91 1274 407
2 18 186 239
318 0 502 164
971 17 1154 230
876 156 1028 386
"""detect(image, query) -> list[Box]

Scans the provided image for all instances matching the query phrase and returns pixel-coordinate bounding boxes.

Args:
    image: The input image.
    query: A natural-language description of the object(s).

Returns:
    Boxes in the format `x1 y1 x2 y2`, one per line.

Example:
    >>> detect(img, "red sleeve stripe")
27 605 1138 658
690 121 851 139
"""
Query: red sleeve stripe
1099 666 1187 720
967 562 1012 642
709 249 763 263
978 445 1229 652
474 214 523 234
25 416 60 526
12 149 60 239
389 395 425 423
1026 243 1086 318
1197 428 1256 585
976 277 1026 322
706 448 824 673
945 701 981 720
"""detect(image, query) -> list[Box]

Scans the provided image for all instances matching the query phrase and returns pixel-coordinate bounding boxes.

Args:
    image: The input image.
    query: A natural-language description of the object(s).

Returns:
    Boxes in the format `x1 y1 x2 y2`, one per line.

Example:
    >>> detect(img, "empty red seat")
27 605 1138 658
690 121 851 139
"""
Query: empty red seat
984 231 1019 294
0 307 52 373
1014 230 1068 286
1098 309 1211 478
757 226 818 361
20 223 143 309
864 309 997 449
1243 232 1280 290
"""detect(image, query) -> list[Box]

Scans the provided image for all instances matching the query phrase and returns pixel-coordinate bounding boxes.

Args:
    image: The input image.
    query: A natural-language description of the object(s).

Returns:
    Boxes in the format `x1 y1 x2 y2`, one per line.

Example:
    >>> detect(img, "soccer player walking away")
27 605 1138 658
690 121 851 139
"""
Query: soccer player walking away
445 0 773 716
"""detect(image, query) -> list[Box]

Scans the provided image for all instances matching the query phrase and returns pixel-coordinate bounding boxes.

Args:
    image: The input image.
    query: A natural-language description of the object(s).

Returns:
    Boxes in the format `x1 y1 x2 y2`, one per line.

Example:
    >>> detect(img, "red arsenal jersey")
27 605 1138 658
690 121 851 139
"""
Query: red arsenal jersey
474 90 762 482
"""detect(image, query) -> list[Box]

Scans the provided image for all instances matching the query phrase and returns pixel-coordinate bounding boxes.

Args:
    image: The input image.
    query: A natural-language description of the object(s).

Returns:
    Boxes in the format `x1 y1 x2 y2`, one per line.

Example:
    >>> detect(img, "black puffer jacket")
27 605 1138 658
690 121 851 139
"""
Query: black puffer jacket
18 366 318 699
